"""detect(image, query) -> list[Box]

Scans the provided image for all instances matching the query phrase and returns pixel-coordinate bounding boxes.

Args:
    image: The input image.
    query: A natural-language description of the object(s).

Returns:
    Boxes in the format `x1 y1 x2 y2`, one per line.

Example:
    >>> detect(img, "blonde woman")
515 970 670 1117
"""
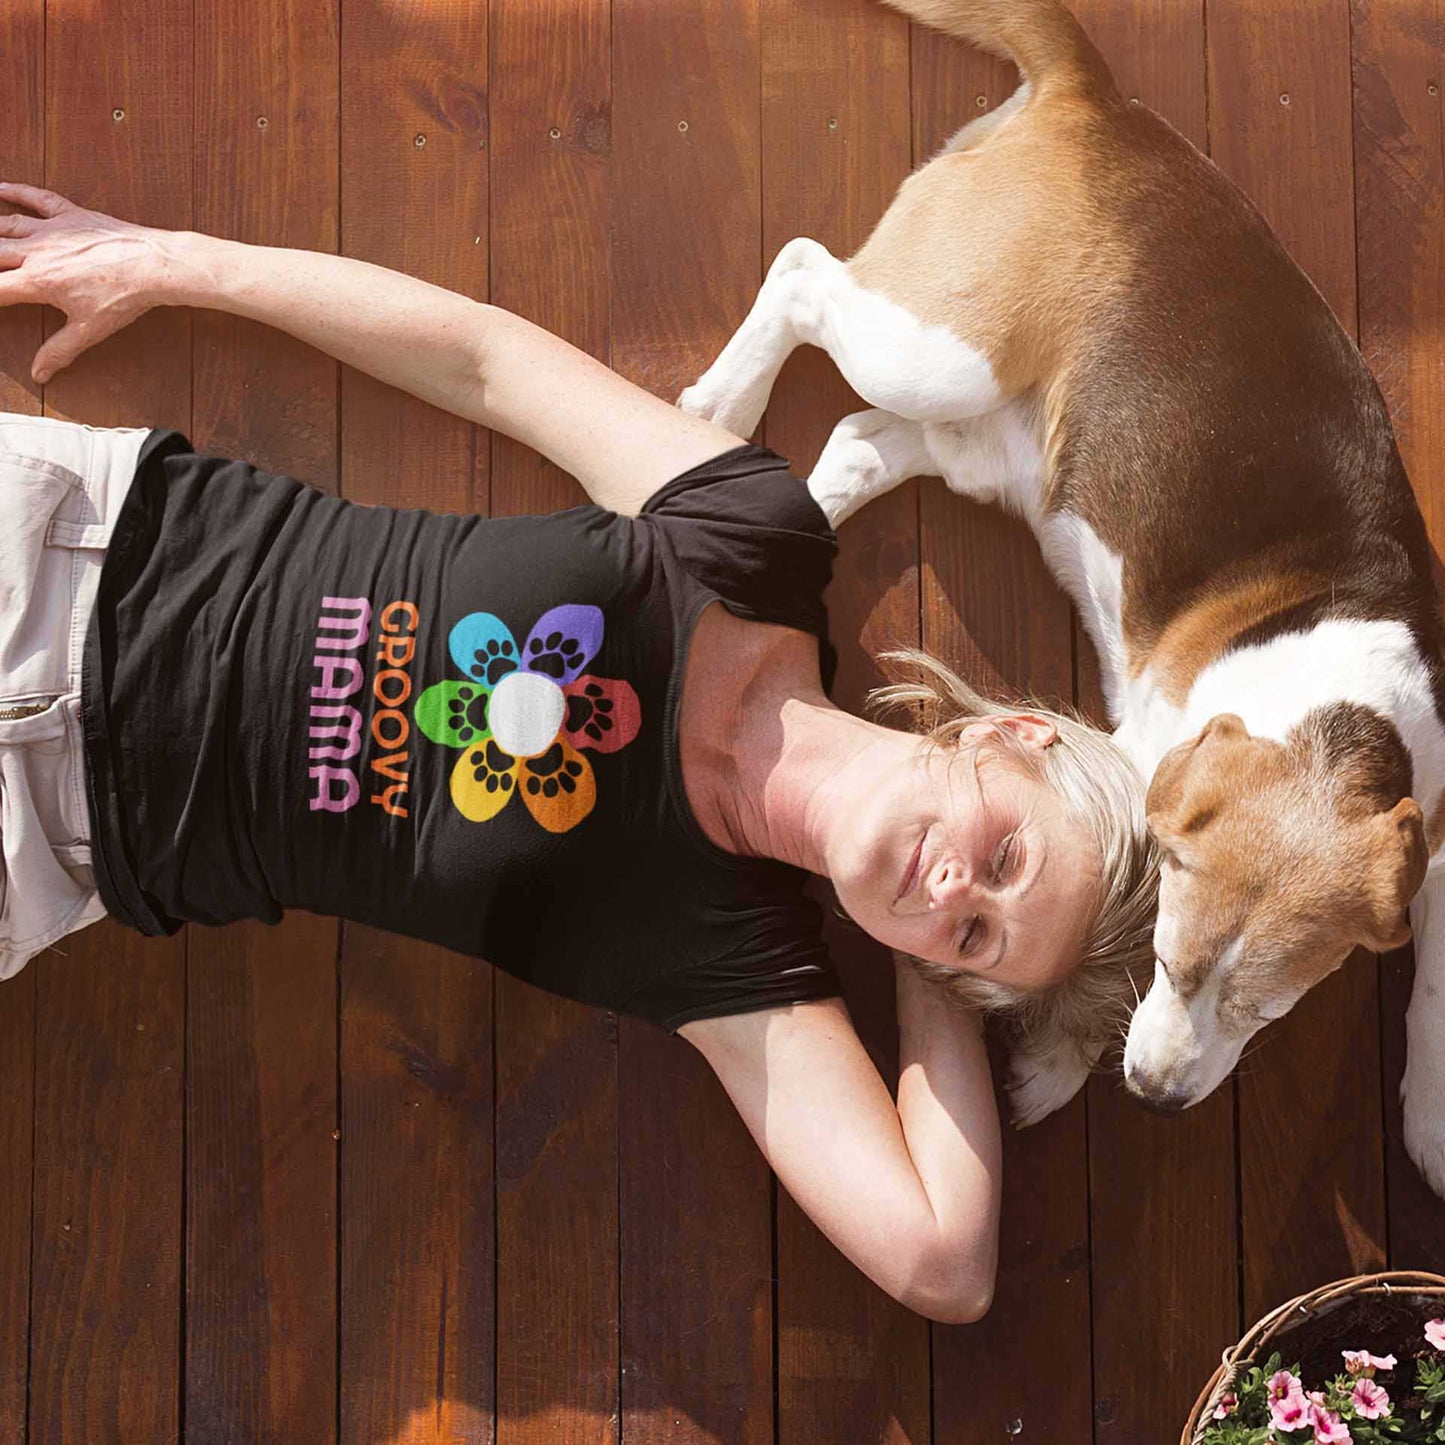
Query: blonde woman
0 182 1155 1322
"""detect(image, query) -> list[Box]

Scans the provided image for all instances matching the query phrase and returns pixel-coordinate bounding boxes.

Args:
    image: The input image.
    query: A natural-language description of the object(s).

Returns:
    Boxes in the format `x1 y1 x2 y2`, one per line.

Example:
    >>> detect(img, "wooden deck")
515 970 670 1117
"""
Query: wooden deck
1 0 1442 1439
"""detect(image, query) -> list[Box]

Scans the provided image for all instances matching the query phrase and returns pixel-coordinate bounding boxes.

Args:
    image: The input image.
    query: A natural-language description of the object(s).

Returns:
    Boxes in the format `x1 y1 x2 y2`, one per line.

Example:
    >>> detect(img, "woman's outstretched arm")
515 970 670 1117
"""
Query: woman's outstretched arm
0 182 743 514
680 956 1003 1323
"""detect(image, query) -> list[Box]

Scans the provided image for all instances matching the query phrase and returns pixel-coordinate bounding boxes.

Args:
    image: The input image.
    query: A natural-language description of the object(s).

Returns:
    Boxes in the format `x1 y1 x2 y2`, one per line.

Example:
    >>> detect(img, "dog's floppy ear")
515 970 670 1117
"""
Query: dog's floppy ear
1361 797 1427 952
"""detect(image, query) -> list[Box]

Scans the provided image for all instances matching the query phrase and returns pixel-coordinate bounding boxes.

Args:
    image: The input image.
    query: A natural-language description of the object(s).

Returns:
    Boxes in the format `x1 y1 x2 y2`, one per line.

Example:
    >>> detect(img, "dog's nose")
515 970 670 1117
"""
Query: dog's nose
1123 1072 1192 1116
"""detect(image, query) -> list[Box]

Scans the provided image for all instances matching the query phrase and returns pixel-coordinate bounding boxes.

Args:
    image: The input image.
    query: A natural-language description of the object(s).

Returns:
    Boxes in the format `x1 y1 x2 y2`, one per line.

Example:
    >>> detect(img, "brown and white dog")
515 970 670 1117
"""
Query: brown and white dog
679 0 1445 1192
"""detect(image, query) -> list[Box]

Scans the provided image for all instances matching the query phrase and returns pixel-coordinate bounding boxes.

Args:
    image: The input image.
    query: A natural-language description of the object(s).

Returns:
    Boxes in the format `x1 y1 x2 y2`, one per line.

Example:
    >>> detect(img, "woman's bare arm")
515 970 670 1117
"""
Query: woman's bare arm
0 182 743 514
680 958 1003 1322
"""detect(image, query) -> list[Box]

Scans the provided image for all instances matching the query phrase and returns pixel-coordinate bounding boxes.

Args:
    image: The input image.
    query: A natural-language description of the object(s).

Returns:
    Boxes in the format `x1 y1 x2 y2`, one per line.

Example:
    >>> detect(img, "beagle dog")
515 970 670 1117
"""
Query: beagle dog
679 0 1445 1193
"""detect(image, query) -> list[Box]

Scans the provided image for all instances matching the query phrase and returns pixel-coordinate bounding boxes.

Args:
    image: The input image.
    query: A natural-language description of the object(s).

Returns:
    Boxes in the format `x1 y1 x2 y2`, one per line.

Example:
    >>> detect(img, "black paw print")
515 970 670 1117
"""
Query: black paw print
565 682 616 743
470 740 516 793
446 685 490 744
470 637 517 685
527 630 583 680
523 741 585 798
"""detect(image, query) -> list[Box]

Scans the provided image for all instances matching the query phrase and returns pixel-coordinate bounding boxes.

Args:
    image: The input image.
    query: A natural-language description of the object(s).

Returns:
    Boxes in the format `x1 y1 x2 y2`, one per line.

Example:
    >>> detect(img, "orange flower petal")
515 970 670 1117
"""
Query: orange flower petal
518 738 596 832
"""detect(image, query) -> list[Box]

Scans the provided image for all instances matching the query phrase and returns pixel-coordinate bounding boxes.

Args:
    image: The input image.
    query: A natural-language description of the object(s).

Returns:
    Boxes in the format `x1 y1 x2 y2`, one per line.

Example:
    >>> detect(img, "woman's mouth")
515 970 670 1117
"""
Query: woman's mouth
895 834 924 908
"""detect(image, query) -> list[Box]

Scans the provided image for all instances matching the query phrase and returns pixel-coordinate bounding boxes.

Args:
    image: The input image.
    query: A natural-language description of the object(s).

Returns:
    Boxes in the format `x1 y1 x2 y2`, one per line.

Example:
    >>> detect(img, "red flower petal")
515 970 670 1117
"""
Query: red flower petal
562 675 641 754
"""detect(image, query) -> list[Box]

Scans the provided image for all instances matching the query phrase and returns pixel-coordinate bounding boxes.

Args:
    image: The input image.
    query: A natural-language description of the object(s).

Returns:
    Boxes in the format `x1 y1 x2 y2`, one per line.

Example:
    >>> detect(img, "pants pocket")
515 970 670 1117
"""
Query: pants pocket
0 704 98 977
0 454 84 697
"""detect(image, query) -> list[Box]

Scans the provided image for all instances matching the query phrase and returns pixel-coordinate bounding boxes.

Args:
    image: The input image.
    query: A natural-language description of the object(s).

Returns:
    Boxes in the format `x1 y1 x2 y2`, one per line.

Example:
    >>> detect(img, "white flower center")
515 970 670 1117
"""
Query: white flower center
488 670 565 757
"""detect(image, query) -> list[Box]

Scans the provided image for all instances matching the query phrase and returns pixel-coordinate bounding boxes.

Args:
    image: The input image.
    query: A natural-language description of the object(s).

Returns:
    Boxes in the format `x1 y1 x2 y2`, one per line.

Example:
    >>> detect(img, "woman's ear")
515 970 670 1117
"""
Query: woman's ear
992 713 1059 752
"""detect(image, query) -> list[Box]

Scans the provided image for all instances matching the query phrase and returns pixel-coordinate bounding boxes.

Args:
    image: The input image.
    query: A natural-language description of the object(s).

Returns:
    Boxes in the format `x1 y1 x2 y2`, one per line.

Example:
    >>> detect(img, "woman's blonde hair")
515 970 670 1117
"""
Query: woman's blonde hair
869 648 1159 1078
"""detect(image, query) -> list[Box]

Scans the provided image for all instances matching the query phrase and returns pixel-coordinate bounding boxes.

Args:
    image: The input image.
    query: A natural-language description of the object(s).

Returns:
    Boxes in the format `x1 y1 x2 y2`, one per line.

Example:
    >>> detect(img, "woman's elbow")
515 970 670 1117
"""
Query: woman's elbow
899 1244 997 1324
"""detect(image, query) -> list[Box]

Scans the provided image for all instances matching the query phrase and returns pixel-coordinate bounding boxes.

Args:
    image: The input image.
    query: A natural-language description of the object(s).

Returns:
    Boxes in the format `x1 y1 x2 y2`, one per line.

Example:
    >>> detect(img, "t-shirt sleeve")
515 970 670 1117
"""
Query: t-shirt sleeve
624 892 844 1034
637 444 839 689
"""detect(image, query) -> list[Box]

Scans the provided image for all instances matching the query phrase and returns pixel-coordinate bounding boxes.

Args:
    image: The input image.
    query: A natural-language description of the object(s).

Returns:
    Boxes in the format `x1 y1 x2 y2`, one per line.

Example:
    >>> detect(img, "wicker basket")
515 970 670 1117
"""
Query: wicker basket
1181 1270 1445 1444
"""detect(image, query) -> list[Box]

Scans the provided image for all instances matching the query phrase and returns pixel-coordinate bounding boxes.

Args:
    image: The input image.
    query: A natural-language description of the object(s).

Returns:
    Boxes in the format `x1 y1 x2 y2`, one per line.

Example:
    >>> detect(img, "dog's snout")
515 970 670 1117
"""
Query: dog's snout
1122 1057 1194 1115
1124 1075 1192 1116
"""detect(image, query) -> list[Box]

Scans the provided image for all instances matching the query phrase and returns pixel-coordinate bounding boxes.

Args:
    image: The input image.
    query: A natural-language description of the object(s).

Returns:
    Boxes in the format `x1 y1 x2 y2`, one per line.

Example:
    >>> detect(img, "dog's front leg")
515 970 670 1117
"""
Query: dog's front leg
679 237 840 438
1403 864 1445 1197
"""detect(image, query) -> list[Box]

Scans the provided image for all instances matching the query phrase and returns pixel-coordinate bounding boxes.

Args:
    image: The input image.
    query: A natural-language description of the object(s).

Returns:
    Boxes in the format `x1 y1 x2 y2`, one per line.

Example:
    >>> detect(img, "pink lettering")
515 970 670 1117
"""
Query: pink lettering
308 705 363 762
311 655 364 701
315 596 372 652
309 766 360 812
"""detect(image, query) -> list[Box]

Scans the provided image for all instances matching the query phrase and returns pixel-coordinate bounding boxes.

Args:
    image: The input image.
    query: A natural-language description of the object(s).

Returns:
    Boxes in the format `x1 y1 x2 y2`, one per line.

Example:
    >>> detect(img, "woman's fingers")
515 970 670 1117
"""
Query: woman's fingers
0 213 41 238
0 182 73 217
0 242 26 270
0 270 39 305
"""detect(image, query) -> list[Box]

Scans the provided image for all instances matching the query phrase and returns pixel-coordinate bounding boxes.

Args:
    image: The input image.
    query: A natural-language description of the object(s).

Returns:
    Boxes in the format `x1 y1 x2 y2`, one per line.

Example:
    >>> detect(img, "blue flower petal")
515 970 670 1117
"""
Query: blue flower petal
449 612 520 687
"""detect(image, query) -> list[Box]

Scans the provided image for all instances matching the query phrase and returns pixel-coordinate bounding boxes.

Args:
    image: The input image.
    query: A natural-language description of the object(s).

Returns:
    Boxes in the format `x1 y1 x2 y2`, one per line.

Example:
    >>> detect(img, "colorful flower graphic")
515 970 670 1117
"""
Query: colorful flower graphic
414 604 640 832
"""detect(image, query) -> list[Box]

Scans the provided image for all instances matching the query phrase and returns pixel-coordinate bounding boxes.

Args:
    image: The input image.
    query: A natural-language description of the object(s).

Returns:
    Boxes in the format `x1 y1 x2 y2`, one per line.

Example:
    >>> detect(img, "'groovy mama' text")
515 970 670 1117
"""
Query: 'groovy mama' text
307 595 420 818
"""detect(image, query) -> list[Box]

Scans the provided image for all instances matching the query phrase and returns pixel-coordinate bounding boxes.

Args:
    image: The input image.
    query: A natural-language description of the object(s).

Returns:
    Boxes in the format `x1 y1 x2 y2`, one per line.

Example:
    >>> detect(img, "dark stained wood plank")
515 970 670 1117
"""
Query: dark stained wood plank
910 24 1090 1444
0 963 31 1445
1066 5 1242 1437
1207 0 1390 1316
185 919 339 1443
339 932 495 1445
183 0 340 1437
29 0 191 1438
336 2 494 1440
30 934 185 1445
0 3 43 1437
489 2 619 1441
610 4 774 1443
1351 0 1445 1271
758 3 930 1441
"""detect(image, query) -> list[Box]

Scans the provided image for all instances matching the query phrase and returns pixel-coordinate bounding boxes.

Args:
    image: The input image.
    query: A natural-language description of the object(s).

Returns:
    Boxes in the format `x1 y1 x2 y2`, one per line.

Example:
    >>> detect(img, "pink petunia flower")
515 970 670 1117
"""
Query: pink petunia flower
1268 1386 1311 1434
1307 1399 1349 1445
1427 1318 1445 1352
1212 1392 1238 1420
1268 1369 1304 1403
1351 1378 1391 1420
1342 1348 1397 1376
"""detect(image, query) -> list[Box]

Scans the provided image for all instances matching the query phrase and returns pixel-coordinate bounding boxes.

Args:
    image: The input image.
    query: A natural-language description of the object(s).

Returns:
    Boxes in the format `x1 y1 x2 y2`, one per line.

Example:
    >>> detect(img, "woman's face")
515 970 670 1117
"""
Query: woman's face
833 717 1100 992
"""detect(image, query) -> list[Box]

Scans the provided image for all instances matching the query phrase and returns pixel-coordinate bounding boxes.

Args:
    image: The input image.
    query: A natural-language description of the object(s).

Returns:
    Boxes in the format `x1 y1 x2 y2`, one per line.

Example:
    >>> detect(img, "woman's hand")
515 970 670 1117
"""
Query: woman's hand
0 182 183 383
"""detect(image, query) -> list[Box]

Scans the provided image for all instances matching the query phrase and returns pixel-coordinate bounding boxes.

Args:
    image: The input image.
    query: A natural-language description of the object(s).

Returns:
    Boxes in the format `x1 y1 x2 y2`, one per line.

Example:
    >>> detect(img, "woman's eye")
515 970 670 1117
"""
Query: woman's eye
991 833 1016 883
957 916 983 957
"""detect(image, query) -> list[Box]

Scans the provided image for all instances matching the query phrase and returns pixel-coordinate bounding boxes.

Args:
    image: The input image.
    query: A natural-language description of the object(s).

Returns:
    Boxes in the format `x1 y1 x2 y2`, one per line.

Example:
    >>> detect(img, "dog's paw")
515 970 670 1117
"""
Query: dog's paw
677 376 767 438
677 379 718 421
1005 1041 1093 1128
1402 1056 1445 1199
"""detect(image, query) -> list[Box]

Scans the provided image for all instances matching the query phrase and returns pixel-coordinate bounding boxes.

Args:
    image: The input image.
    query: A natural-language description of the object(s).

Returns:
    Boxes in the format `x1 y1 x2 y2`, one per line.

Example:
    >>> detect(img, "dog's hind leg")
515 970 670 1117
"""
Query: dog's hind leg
679 237 835 438
807 410 934 527
808 399 1045 530
681 235 1006 439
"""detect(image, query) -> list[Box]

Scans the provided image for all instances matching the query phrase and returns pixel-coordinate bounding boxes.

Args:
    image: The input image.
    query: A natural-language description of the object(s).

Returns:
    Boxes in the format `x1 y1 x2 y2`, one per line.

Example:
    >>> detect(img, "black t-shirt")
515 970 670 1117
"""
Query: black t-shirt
81 433 845 1030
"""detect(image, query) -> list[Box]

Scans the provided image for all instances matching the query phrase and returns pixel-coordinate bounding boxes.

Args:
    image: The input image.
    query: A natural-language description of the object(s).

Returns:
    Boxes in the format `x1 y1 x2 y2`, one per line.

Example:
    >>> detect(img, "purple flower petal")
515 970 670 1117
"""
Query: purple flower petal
522 604 603 684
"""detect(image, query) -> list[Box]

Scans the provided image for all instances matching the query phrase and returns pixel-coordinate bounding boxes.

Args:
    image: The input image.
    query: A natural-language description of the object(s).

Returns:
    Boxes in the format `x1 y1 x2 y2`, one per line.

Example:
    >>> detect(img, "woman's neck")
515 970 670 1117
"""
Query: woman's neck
682 605 910 877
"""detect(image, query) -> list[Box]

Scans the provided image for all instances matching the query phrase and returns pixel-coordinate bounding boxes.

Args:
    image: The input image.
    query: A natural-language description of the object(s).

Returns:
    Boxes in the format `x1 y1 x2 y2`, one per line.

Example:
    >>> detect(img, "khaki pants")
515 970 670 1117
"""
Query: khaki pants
0 412 149 979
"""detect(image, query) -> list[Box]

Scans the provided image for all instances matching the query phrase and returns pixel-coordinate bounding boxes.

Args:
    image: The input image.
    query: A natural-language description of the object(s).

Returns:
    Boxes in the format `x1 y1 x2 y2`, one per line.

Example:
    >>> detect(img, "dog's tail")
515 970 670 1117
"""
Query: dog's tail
878 0 1113 94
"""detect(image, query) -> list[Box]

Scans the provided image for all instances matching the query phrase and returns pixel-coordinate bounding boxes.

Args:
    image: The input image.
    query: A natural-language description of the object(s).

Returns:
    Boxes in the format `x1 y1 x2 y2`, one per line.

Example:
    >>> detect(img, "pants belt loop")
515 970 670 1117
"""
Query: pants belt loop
45 519 111 551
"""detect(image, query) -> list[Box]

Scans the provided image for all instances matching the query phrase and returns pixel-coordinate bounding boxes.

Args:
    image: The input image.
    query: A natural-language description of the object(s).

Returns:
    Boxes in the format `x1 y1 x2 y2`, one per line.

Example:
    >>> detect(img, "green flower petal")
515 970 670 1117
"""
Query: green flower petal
415 679 491 749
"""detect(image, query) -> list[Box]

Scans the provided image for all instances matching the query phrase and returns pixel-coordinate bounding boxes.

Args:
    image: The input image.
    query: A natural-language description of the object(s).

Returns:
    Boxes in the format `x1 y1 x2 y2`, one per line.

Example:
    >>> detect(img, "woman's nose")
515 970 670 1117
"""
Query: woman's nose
927 861 972 908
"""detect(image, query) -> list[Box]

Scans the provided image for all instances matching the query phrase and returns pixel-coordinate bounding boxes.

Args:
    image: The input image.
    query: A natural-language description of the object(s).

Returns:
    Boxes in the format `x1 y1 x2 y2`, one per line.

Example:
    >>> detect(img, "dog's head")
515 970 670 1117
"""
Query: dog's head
1122 705 1428 1110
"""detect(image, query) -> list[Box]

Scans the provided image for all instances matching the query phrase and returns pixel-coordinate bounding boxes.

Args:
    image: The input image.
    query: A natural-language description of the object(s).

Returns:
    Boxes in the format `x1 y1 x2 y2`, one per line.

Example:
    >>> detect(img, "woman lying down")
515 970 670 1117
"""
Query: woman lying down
0 182 1157 1322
